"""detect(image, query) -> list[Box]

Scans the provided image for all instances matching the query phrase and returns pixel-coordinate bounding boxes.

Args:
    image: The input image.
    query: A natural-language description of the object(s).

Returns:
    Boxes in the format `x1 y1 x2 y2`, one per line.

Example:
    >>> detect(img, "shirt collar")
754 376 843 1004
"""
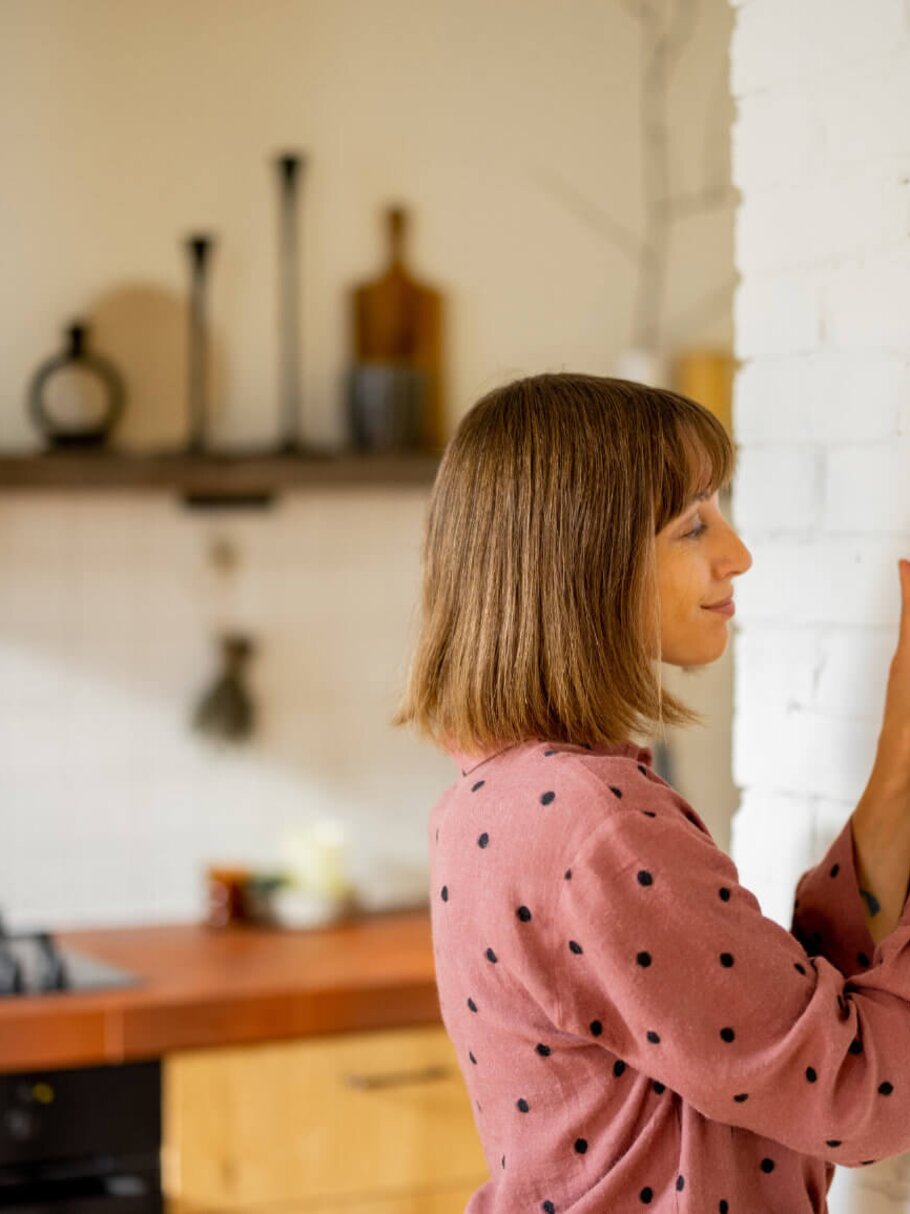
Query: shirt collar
443 738 654 777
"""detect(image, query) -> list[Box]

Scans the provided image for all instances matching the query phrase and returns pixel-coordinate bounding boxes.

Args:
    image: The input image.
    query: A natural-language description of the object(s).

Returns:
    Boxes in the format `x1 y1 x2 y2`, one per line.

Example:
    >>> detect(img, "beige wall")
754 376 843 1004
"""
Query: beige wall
0 0 738 926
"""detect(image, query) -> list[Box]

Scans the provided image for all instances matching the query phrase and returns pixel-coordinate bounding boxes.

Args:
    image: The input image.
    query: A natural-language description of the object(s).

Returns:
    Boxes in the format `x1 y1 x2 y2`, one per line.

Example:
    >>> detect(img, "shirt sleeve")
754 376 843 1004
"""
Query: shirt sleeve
553 799 910 1168
789 816 880 977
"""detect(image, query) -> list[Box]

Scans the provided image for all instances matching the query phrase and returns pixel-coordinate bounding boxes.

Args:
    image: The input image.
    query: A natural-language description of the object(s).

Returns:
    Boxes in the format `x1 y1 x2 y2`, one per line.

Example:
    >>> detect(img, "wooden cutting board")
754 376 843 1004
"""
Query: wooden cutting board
349 205 446 453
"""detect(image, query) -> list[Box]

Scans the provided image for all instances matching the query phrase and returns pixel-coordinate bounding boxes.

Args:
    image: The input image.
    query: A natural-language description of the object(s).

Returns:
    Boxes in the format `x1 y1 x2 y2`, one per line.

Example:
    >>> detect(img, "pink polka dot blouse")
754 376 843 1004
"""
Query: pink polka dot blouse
428 738 910 1212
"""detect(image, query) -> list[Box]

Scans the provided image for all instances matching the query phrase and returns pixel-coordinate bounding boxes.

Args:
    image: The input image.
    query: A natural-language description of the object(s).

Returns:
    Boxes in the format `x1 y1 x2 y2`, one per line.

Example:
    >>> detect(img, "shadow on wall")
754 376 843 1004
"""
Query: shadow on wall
86 283 229 452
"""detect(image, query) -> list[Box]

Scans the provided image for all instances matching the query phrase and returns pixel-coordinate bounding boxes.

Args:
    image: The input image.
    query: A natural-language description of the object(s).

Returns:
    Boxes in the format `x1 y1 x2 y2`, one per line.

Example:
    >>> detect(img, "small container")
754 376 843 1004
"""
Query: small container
27 321 126 449
346 363 427 452
204 866 251 928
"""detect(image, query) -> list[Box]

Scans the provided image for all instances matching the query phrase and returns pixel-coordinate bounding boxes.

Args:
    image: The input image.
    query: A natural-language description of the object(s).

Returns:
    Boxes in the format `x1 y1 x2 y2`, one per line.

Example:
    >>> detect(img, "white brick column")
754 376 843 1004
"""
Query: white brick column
728 2 910 1206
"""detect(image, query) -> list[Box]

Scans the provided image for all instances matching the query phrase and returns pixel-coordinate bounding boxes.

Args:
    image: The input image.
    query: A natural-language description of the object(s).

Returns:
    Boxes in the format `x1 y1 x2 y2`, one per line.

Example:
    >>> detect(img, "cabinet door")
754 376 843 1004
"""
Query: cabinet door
168 1182 481 1214
163 1023 489 1211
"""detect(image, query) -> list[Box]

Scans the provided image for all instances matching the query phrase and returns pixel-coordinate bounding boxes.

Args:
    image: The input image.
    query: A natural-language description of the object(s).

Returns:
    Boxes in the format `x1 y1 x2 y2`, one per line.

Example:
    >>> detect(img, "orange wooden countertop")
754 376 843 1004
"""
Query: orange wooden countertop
0 908 441 1074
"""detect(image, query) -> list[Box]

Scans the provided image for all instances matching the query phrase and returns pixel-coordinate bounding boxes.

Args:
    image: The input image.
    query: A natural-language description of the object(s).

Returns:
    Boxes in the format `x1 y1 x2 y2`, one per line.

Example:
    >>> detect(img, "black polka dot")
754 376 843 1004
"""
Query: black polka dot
646 1030 660 1044
829 863 840 877
720 952 734 967
720 1027 735 1043
441 885 448 901
469 1051 477 1064
471 780 486 792
639 1187 653 1204
613 1059 625 1076
517 905 532 921
574 1138 587 1154
568 940 583 954
676 1175 685 1191
536 1043 551 1056
517 1098 530 1112
719 887 731 901
636 951 651 967
542 1202 556 1214
826 1139 842 1147
590 1020 603 1036
637 870 653 886
760 1158 775 1173
467 997 478 1012
805 1066 817 1082
540 790 556 805
478 832 490 848
485 947 498 963
849 1037 863 1054
733 1093 748 1103
564 868 572 879
720 1202 729 1213
879 1080 894 1095
652 1080 665 1094
609 786 623 799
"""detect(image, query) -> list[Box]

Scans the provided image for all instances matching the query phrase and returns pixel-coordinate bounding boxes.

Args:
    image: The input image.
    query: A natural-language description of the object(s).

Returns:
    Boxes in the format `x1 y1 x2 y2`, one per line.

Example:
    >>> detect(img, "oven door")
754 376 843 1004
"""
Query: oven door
0 1061 162 1214
0 1156 162 1214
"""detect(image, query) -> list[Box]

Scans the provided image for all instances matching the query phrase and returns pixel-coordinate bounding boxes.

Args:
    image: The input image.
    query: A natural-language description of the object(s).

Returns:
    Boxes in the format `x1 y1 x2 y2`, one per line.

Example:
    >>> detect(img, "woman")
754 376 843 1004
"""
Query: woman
392 372 910 1211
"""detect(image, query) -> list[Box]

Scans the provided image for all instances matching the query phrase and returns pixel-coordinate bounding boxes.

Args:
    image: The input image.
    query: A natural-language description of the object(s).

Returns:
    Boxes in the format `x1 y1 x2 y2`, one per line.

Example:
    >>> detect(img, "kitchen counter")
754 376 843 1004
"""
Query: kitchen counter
0 908 440 1074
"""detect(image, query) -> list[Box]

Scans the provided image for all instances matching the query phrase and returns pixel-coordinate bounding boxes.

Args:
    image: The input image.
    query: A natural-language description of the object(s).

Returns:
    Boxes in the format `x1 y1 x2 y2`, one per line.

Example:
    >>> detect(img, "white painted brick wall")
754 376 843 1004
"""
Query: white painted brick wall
730 1 910 1206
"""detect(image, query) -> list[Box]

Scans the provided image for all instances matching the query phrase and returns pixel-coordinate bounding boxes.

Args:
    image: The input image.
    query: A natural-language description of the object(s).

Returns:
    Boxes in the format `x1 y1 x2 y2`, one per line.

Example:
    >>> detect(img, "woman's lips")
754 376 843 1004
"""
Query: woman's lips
703 599 735 617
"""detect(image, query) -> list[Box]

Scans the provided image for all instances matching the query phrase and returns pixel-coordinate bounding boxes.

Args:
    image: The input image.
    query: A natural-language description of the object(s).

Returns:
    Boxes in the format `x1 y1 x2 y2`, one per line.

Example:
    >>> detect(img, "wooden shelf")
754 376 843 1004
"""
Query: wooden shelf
0 448 442 507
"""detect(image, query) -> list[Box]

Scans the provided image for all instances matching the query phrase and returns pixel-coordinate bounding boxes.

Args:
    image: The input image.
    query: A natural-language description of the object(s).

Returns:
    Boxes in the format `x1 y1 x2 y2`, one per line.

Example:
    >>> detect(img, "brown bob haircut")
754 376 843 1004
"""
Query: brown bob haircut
391 371 736 756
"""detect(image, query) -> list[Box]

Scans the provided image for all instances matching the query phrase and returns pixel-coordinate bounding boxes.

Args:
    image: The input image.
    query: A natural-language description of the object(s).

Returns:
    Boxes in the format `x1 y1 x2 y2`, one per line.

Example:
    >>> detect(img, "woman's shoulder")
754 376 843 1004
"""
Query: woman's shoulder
443 738 704 840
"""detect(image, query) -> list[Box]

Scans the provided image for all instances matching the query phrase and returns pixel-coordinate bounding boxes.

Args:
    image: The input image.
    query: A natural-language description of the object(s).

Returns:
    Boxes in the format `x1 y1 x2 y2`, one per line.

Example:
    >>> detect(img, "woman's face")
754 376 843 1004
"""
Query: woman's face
653 488 753 666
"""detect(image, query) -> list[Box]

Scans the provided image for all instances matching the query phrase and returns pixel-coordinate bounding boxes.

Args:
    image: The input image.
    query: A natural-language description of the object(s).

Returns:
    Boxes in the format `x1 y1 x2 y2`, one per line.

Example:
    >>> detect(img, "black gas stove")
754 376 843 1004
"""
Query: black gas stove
0 914 160 1212
0 916 140 998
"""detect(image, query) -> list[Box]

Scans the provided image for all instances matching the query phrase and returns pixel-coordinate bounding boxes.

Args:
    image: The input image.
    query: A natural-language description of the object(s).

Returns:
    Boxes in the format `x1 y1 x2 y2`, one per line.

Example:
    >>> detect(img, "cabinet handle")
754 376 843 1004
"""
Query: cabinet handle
342 1063 452 1090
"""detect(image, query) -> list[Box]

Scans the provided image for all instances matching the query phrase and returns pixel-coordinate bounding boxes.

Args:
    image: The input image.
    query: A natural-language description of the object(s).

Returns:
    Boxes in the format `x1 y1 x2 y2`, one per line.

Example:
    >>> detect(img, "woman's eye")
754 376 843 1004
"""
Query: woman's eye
685 523 707 539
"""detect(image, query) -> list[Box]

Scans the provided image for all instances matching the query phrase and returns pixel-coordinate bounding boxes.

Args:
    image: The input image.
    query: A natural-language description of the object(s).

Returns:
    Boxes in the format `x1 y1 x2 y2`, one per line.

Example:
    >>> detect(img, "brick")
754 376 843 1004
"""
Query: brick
735 168 910 274
814 631 899 727
730 538 903 626
731 0 907 97
733 703 880 800
730 791 817 927
731 446 820 533
733 353 907 444
824 59 910 162
731 93 824 190
825 442 910 535
733 270 823 357
825 249 910 351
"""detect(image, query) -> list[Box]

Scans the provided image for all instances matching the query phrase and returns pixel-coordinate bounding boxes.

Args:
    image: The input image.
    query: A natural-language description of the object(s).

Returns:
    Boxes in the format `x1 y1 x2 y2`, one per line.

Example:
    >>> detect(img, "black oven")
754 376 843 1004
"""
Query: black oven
0 1059 162 1213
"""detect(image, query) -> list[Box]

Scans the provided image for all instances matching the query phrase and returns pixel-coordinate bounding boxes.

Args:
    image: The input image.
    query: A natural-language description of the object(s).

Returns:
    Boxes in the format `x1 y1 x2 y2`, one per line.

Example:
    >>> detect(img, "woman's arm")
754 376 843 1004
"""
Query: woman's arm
850 560 910 947
851 773 910 946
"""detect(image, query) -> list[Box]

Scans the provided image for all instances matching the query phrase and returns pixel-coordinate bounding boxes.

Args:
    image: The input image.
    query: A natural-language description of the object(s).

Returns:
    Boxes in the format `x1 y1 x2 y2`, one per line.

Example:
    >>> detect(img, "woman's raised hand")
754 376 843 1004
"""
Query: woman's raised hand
871 559 910 801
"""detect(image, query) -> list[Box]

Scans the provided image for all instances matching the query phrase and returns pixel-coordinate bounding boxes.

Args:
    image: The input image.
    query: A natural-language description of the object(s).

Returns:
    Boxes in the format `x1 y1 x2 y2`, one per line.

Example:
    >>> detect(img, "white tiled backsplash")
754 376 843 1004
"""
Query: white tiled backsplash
0 490 444 929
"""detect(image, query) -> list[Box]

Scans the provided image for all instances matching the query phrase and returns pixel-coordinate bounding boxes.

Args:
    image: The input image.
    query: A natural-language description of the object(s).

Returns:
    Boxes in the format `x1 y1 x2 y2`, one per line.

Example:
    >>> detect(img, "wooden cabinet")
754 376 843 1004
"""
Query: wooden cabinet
163 1023 489 1214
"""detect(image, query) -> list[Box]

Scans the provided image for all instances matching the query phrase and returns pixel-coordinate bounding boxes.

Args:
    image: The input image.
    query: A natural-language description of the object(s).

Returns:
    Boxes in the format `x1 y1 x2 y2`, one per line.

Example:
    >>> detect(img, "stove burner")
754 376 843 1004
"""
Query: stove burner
0 914 140 998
